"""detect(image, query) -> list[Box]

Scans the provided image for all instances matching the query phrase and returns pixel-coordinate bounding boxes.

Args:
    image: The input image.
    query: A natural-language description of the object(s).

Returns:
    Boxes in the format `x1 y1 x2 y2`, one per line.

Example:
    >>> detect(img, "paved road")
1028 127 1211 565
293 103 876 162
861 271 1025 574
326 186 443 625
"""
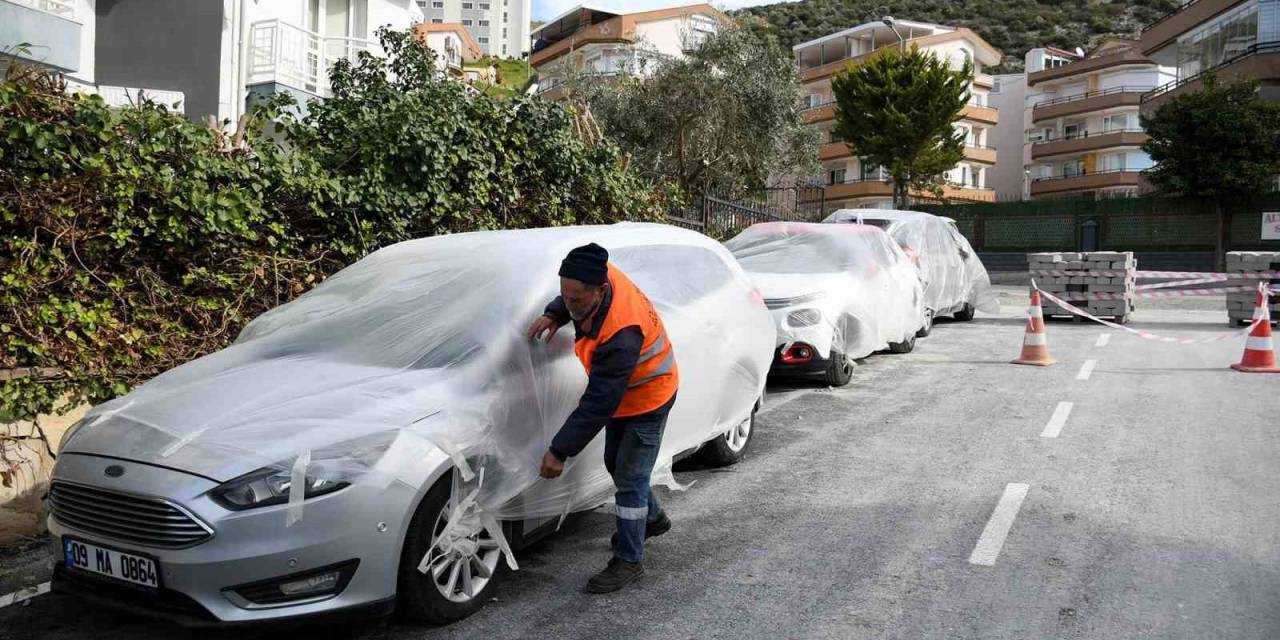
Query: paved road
3 292 1278 639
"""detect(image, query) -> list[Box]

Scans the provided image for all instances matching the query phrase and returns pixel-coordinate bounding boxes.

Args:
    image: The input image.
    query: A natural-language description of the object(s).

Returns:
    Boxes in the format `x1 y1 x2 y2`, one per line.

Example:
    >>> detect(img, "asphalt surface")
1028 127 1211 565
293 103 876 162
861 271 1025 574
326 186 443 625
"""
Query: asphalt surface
2 287 1278 639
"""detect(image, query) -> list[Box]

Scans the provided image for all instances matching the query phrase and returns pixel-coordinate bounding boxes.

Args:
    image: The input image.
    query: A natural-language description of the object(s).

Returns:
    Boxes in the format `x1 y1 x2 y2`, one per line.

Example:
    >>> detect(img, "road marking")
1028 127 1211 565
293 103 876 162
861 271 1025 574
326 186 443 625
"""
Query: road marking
1076 359 1097 380
968 483 1030 567
1095 333 1111 347
1040 401 1074 438
0 582 51 609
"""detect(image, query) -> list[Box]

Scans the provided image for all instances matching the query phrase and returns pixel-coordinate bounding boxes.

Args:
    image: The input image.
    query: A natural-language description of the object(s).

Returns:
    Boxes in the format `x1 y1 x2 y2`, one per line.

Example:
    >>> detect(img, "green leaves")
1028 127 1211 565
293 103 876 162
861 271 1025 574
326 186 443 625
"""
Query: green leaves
831 46 970 207
1141 74 1280 201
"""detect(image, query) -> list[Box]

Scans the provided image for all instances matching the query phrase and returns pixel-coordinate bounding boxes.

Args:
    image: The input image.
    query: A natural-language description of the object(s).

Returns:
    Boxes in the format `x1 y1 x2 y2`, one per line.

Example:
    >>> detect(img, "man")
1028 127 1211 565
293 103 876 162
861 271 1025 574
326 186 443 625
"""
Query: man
527 243 679 594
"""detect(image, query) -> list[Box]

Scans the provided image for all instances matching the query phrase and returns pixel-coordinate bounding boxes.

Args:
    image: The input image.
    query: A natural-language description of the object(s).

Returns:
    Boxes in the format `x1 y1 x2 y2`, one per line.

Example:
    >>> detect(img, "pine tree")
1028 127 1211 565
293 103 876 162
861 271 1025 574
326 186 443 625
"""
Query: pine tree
830 47 971 208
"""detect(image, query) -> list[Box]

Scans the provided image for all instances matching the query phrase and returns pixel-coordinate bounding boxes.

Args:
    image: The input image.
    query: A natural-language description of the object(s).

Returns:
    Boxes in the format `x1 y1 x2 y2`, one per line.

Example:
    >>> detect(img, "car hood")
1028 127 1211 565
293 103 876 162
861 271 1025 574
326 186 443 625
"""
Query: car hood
62 354 463 482
750 272 852 306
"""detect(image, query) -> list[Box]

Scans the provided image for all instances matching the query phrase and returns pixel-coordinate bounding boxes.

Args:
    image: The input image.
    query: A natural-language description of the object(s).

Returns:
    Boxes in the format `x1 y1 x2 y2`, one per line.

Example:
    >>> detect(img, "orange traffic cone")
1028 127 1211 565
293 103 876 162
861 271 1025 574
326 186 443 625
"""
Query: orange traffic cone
1012 288 1056 366
1231 286 1280 373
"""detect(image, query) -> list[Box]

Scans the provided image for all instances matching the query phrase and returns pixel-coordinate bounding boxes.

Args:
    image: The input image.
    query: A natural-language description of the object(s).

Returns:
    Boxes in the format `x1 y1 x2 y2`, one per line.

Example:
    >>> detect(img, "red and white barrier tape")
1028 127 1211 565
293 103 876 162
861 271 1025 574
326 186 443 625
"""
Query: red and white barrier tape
1035 287 1267 345
1031 269 1280 280
1045 285 1265 302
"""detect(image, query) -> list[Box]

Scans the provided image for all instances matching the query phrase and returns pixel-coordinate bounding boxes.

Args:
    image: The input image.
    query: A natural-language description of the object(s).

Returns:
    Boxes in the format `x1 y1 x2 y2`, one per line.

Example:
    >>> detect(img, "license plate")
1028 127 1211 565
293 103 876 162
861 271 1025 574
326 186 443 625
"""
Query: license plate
63 538 160 588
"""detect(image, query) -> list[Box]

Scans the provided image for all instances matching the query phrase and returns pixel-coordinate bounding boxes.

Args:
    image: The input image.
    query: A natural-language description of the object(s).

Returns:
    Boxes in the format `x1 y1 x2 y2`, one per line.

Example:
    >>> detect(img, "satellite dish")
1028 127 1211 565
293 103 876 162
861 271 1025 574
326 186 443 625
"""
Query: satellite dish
1074 46 1085 57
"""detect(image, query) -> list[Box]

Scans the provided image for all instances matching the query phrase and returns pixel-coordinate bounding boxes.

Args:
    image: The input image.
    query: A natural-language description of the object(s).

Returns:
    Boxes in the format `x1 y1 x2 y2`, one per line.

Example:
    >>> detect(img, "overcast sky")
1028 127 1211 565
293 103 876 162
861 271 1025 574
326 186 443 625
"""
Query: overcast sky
532 0 786 23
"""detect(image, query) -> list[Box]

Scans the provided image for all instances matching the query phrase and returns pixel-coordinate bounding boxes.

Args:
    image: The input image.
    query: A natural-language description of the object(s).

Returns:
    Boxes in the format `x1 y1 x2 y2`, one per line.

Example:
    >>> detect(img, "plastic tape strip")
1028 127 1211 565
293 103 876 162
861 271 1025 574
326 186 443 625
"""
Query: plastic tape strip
421 431 474 482
285 450 311 528
1031 270 1280 279
85 400 134 428
1036 287 1264 345
160 427 208 458
1046 285 1262 301
1135 277 1234 291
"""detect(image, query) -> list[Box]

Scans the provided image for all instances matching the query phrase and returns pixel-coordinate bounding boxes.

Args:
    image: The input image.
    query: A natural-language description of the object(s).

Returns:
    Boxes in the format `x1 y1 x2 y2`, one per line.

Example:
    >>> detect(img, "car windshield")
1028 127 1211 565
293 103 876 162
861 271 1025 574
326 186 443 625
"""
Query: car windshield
726 223 886 274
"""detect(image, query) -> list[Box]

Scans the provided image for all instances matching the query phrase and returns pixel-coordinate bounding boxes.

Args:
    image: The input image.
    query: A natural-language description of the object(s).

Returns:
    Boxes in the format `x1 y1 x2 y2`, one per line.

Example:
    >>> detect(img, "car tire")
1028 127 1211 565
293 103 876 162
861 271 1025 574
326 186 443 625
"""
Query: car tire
953 303 976 322
916 309 934 338
824 351 854 387
888 334 916 354
397 473 509 624
697 402 757 467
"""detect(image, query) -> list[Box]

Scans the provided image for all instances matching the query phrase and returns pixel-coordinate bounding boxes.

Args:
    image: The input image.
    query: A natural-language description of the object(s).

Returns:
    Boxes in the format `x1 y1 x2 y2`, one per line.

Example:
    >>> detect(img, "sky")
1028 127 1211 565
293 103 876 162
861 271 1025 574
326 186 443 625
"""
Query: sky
532 0 786 23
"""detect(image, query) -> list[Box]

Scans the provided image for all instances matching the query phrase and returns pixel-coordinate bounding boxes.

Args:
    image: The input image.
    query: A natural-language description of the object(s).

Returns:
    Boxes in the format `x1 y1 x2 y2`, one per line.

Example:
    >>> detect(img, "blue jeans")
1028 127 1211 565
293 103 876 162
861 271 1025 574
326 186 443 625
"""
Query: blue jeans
603 398 672 563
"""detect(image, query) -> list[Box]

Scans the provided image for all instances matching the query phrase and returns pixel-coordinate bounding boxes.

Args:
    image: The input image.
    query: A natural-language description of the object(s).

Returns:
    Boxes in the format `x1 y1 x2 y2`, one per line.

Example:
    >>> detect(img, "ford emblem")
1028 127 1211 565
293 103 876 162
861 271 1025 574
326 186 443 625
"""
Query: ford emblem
104 465 125 478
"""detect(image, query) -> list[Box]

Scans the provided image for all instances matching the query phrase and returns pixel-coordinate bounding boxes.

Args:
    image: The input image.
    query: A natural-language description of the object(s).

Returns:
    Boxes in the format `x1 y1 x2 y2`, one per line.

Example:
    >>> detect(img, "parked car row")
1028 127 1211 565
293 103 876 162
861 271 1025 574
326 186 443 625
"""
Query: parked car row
46 211 993 627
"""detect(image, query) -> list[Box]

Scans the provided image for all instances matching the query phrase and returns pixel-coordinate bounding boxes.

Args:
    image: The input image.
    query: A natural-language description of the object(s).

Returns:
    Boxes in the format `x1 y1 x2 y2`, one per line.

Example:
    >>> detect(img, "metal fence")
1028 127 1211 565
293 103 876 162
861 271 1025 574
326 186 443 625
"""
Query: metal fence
915 195 1280 254
667 186 827 239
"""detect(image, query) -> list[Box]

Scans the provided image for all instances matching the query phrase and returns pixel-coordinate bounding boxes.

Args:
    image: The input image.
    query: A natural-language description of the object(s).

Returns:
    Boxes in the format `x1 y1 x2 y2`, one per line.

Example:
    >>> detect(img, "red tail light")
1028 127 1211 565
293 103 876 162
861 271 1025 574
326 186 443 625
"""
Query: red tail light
780 343 816 363
902 245 921 263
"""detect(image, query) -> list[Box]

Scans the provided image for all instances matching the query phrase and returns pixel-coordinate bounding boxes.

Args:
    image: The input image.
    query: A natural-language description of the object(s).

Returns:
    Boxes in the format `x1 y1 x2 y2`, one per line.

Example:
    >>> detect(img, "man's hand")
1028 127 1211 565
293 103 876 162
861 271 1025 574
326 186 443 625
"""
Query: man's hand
527 314 560 342
539 450 564 479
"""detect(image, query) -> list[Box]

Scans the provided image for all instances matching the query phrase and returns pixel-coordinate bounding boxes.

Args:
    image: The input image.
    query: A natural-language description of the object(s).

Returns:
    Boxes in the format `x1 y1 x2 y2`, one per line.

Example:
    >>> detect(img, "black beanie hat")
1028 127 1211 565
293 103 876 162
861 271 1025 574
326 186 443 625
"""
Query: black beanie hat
559 243 609 285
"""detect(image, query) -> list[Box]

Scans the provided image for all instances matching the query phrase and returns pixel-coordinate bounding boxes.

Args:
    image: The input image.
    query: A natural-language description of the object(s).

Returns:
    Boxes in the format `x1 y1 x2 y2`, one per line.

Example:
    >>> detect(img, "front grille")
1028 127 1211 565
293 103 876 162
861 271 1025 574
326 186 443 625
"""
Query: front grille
49 482 213 549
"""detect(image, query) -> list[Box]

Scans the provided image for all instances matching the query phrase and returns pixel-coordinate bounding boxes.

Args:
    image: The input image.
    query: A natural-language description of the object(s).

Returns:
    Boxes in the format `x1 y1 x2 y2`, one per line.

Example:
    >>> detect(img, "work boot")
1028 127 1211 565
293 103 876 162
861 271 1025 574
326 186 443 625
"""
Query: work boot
585 558 644 594
610 510 671 548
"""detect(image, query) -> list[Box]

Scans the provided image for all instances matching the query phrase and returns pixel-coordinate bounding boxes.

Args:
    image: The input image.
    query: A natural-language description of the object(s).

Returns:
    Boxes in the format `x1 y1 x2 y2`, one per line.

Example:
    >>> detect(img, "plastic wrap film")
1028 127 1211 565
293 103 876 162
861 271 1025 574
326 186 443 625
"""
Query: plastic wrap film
61 223 776 565
823 209 999 316
725 222 925 361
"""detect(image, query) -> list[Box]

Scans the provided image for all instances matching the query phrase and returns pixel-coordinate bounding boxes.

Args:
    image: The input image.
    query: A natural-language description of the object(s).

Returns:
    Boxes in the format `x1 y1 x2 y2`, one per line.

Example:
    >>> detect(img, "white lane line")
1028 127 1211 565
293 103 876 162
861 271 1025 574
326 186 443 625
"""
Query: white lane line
1095 333 1111 347
0 582 51 609
1076 359 1097 380
1040 401 1074 438
968 483 1030 567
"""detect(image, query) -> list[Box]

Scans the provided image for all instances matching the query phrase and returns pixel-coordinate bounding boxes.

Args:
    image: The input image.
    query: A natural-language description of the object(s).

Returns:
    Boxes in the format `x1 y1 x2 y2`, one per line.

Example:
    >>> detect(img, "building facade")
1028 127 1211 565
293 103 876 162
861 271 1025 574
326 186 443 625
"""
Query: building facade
529 3 724 100
1140 0 1280 111
415 0 528 58
1023 40 1175 199
988 72 1028 200
794 20 1002 209
413 22 483 78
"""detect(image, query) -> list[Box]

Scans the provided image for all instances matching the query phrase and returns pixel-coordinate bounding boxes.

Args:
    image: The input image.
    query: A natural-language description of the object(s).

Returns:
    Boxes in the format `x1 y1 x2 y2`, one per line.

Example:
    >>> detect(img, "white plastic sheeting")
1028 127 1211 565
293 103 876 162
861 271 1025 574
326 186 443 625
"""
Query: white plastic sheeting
62 223 775 561
823 209 999 316
725 222 925 361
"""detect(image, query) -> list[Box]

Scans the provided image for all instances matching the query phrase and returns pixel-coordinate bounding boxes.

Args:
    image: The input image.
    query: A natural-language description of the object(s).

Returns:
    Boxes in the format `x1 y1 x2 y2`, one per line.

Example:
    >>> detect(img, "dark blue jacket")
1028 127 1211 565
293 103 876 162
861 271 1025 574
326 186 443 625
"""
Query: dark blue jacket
543 288 645 461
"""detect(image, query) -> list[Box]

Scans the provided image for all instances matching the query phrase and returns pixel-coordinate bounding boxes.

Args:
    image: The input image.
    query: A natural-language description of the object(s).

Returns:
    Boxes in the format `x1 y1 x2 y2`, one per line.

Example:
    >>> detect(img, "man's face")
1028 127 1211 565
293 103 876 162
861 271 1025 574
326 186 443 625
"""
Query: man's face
561 277 605 322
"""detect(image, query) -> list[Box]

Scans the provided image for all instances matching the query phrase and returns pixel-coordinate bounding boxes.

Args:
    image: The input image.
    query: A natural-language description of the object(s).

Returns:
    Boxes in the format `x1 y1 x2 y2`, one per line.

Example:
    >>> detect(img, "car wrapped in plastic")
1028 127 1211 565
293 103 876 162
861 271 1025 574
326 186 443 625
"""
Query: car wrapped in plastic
725 222 925 386
47 223 776 626
823 209 998 329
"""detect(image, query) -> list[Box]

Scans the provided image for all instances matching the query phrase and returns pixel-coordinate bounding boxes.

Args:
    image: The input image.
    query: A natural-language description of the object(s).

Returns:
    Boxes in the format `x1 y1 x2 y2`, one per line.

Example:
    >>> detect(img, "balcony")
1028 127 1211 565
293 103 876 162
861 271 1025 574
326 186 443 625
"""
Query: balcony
1030 169 1145 197
960 103 999 125
247 19 381 99
1027 48 1153 86
0 0 82 72
1032 86 1150 122
819 141 852 161
1141 42 1280 111
1140 0 1248 56
802 101 836 124
1030 129 1149 159
530 15 630 68
819 178 996 203
964 144 997 164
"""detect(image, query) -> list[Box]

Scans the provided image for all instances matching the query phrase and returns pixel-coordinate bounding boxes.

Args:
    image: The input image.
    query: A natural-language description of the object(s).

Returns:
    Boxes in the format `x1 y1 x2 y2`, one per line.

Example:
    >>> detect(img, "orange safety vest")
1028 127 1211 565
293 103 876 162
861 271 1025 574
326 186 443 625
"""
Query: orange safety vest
574 264 679 417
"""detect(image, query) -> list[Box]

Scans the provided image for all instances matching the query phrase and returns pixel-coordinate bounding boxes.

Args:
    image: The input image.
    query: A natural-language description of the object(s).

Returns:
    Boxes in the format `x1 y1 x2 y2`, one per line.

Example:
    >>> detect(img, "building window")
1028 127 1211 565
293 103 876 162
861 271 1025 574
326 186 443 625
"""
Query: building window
1104 113 1134 132
462 1 473 7
479 19 490 26
503 11 508 20
1063 122 1084 140
432 17 443 23
503 44 508 55
828 168 847 185
479 36 489 44
503 27 508 38
480 2 490 8
1063 159 1084 177
462 19 472 25
991 78 1002 94
432 1 443 6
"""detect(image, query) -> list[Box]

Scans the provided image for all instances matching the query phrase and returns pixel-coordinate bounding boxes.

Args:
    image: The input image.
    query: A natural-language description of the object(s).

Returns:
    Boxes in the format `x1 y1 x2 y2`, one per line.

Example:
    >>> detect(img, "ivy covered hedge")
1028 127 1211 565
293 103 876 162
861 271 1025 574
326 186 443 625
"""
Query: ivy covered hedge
0 29 670 423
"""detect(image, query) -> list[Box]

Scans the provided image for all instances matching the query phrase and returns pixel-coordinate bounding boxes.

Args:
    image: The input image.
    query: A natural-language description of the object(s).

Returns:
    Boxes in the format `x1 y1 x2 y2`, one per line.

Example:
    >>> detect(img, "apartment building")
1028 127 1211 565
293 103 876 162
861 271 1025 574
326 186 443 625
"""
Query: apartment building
1 0 184 111
529 3 725 100
1140 0 1280 112
415 0 528 58
2 0 422 123
794 20 1002 209
1023 40 1175 199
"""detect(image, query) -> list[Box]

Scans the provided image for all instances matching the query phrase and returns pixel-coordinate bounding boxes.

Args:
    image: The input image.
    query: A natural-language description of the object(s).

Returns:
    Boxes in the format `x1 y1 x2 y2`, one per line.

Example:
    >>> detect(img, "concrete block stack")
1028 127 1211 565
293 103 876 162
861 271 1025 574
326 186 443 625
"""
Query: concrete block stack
1028 251 1136 321
1225 251 1280 325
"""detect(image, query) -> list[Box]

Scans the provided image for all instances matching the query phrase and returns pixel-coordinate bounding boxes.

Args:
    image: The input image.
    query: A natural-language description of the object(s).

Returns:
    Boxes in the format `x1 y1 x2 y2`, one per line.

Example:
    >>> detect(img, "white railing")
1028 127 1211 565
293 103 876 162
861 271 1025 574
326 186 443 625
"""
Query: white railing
9 0 75 19
247 19 382 97
94 86 186 114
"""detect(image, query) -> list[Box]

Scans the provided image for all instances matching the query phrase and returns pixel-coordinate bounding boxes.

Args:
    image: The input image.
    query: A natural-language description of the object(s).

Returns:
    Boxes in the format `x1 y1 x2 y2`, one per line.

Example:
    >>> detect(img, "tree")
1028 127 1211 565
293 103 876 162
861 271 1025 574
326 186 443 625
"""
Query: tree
574 25 818 196
1141 74 1280 266
830 46 971 209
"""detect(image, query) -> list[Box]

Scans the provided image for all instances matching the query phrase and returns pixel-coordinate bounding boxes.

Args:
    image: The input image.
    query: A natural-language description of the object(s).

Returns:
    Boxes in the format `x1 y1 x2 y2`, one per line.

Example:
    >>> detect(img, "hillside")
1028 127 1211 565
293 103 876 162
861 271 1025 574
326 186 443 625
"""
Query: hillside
733 0 1182 72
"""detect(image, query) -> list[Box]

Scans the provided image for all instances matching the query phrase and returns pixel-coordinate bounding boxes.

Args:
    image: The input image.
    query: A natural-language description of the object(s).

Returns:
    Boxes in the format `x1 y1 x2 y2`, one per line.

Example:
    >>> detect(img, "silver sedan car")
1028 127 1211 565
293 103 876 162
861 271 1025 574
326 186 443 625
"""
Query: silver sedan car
47 223 775 626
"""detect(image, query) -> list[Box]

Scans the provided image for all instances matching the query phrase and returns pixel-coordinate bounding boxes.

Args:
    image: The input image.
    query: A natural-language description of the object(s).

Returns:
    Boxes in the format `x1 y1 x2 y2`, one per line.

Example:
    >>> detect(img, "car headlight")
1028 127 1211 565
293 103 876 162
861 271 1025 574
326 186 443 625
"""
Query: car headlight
786 308 823 327
210 466 348 511
58 418 91 451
